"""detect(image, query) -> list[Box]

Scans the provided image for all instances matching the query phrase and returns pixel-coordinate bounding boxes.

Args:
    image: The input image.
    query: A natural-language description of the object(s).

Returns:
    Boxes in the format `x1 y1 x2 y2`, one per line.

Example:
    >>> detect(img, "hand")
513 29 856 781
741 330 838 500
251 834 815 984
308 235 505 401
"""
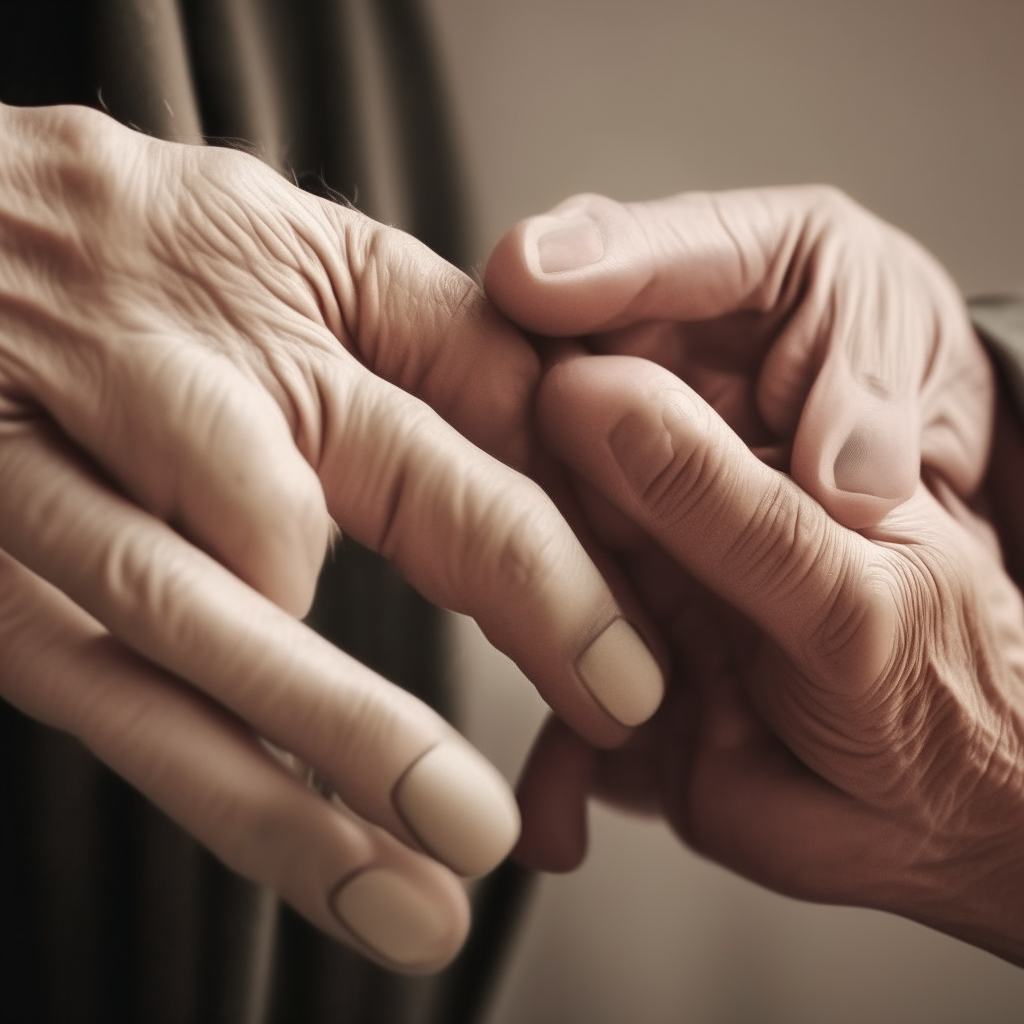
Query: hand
486 186 991 530
486 187 1024 964
0 104 664 972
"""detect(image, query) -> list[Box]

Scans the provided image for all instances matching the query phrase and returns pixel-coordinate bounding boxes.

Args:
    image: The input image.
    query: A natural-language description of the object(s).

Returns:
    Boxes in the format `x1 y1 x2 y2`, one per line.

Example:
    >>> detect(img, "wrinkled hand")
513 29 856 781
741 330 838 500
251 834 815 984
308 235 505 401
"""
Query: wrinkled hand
486 187 1024 964
0 104 664 972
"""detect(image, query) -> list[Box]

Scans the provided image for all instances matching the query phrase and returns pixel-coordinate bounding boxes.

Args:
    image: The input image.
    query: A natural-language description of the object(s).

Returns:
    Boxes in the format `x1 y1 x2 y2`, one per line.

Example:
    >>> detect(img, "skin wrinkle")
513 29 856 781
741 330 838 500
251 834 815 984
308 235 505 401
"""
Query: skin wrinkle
98 518 217 662
330 373 438 556
706 193 759 308
0 208 100 299
371 426 414 563
875 566 1007 822
491 493 567 600
344 225 386 371
143 191 341 452
316 209 372 359
374 238 475 392
0 291 108 402
284 200 356 342
803 563 877 680
495 185 1024 961
172 184 310 324
632 394 717 528
740 190 816 316
758 258 838 436
264 346 331 468
176 196 303 319
437 454 564 616
728 476 821 602
1 103 597 966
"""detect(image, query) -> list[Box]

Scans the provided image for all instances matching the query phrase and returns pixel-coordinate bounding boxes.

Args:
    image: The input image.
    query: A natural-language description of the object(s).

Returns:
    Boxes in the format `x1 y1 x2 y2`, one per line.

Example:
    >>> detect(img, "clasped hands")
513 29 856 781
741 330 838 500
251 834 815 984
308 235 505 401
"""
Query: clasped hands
2 101 1022 972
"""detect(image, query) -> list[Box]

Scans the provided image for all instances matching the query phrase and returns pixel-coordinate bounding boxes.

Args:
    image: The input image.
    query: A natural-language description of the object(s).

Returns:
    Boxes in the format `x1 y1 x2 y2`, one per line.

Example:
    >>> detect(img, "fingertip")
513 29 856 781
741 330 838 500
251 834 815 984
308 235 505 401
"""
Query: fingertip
576 619 664 729
393 742 520 878
791 358 920 531
328 860 470 973
484 194 648 336
514 717 594 873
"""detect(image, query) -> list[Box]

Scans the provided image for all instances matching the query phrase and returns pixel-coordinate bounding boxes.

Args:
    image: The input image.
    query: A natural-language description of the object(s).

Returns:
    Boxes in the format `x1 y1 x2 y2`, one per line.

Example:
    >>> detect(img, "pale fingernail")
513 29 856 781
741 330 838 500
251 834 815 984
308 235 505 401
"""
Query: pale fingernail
331 868 449 968
576 618 664 727
393 744 520 877
536 215 604 273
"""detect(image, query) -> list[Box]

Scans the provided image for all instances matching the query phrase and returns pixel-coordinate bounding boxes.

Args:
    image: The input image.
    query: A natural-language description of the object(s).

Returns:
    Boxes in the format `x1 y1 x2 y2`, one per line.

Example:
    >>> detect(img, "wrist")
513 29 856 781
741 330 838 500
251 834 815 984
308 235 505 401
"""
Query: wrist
896 741 1024 966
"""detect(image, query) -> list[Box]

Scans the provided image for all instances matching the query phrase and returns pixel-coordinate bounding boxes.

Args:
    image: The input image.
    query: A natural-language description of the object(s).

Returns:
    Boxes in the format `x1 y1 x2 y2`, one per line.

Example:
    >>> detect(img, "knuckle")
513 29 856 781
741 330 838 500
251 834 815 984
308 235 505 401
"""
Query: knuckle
491 494 565 596
457 474 566 607
191 140 271 195
98 520 203 653
635 400 719 525
807 553 898 698
429 263 479 328
43 106 124 213
806 182 855 218
208 784 311 886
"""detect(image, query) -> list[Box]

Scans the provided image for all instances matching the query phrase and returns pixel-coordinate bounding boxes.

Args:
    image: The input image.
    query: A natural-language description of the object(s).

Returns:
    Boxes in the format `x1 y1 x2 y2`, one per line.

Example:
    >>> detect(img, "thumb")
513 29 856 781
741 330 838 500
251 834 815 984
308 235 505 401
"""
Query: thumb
790 345 920 530
538 353 895 694
486 187 931 529
484 189 787 337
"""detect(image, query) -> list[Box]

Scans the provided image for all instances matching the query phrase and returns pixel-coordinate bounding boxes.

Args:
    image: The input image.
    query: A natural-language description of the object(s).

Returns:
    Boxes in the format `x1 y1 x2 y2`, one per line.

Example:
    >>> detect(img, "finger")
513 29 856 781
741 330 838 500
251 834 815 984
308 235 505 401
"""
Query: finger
302 208 543 473
0 550 468 972
780 218 966 528
252 206 666 741
0 421 519 879
484 189 797 337
537 354 896 693
514 715 594 872
3 323 329 615
789 340 921 529
313 355 665 744
485 188 984 528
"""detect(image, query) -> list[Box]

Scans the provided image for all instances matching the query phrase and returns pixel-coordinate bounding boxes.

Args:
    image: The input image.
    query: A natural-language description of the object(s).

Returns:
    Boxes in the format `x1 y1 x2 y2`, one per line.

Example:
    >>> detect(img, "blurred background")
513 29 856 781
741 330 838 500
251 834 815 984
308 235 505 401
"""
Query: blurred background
407 1 1024 1022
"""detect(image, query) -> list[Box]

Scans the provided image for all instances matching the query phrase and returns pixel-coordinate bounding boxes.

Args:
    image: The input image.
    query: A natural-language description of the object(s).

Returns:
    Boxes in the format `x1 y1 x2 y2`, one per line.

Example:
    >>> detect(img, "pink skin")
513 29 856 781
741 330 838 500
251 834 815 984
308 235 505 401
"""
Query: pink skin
0 103 668 971
485 186 1024 965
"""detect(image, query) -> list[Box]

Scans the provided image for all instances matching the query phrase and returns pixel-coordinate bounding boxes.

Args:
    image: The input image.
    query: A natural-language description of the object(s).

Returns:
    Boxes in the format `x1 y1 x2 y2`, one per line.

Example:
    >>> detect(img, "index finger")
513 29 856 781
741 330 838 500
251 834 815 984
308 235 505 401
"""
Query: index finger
314 356 667 744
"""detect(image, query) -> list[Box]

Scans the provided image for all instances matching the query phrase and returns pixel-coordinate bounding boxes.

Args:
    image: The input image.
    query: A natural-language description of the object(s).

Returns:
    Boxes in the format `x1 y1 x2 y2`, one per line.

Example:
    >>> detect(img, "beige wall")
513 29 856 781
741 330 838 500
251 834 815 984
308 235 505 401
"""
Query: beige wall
432 2 1024 1022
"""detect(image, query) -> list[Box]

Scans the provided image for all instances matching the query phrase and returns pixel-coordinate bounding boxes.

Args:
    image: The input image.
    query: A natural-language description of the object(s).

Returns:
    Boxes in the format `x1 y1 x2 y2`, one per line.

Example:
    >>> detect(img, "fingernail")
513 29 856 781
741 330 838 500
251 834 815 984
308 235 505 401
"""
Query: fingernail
576 618 664 727
536 215 604 273
330 868 449 968
393 744 520 877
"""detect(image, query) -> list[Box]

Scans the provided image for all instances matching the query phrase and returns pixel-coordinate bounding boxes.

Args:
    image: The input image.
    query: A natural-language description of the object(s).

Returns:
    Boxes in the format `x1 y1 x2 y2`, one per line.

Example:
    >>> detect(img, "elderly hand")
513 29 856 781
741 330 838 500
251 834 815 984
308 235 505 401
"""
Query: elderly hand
486 187 1024 964
0 103 664 972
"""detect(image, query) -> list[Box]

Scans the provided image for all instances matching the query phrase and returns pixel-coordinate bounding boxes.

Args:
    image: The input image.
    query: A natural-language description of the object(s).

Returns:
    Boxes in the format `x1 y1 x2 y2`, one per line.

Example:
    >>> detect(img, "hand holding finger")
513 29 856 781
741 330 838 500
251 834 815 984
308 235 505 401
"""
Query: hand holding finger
536 352 892 691
485 187 993 529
